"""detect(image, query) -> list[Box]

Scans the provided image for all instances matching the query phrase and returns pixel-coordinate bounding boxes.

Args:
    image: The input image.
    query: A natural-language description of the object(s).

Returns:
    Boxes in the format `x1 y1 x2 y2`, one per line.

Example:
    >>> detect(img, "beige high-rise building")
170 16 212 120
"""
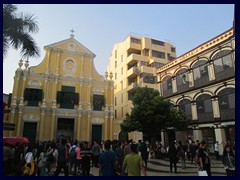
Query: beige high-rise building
107 35 176 140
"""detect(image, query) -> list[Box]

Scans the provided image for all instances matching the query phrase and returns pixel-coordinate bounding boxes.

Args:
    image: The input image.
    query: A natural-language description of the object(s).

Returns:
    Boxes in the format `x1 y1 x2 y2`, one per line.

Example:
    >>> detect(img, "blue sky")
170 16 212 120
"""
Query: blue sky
3 4 234 94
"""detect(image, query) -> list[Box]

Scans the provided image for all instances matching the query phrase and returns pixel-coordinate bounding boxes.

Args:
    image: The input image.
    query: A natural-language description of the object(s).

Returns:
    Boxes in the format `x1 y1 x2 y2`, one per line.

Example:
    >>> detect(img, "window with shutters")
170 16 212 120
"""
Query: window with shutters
24 88 43 106
178 99 192 118
218 88 235 110
93 95 105 111
56 86 79 109
196 94 214 122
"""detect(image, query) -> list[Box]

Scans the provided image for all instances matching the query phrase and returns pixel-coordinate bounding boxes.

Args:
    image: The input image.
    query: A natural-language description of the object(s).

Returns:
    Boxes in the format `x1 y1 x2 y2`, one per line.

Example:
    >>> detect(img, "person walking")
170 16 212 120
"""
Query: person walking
123 140 132 157
189 141 197 164
45 142 58 176
122 143 147 176
114 141 124 174
168 142 178 174
140 142 148 168
198 140 213 176
76 143 82 175
92 140 101 167
53 138 68 176
99 140 118 176
221 145 235 176
69 141 78 175
177 141 186 169
214 141 220 160
81 141 92 176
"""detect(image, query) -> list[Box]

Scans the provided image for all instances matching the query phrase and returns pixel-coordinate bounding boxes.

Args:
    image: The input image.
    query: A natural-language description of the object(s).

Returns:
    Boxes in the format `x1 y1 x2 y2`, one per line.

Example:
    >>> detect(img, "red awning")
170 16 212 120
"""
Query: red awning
3 137 29 146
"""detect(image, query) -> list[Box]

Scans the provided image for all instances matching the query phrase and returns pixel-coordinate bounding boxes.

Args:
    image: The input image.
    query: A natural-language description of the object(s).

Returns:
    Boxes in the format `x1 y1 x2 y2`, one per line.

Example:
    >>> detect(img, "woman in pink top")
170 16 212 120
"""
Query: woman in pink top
76 145 82 175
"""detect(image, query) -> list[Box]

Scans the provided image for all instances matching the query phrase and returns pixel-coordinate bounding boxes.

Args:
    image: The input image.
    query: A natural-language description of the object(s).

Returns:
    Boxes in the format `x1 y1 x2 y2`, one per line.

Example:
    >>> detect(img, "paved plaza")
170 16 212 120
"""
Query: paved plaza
61 158 226 176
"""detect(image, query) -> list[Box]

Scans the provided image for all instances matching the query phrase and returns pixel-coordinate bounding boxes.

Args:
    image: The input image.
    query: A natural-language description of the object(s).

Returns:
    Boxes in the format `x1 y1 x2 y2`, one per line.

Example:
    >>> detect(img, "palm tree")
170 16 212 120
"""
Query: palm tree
3 4 40 60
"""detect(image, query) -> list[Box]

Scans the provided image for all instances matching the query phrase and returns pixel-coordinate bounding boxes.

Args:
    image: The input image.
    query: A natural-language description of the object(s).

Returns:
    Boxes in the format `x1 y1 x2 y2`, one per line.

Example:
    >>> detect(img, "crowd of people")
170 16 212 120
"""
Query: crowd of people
3 138 235 176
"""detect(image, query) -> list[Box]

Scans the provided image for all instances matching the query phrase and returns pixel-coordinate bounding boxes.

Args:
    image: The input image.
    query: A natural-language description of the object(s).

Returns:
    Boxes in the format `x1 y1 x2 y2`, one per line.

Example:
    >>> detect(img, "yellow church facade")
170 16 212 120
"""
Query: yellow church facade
9 35 115 143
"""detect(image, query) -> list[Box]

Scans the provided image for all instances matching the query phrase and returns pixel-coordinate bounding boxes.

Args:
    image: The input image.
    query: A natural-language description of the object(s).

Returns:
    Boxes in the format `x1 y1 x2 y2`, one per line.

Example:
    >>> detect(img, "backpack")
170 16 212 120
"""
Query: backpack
69 146 77 160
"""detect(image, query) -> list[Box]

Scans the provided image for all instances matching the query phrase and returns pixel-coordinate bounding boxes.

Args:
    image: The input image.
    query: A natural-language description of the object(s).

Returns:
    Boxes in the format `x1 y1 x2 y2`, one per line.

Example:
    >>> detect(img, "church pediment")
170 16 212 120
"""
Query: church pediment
44 36 96 57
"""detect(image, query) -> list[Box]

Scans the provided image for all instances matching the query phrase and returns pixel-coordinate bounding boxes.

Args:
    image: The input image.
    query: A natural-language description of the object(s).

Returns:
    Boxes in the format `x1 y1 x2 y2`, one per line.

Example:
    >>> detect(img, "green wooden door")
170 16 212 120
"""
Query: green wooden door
23 122 37 143
91 125 102 144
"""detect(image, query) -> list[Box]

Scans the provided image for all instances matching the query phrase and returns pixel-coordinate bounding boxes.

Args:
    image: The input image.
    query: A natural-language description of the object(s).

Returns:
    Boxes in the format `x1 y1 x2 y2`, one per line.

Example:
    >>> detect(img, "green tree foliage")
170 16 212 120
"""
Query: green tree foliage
3 4 40 59
120 87 191 139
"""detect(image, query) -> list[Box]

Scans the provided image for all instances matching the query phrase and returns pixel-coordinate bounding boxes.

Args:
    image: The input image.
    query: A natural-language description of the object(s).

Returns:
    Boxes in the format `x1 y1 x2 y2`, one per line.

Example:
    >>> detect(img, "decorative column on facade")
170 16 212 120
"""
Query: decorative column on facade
208 61 215 81
16 105 24 136
212 96 220 119
15 59 29 136
77 77 83 140
12 59 23 105
80 56 84 78
104 78 109 140
88 58 92 80
39 107 46 140
214 124 226 156
52 75 59 108
77 109 82 140
18 60 29 134
19 59 29 106
231 38 235 72
51 107 56 140
172 76 177 93
10 59 23 130
56 51 61 75
78 79 83 109
87 81 92 110
188 69 194 87
42 75 49 107
104 104 109 140
191 101 198 121
109 82 114 140
158 81 163 96
45 51 51 74
87 112 91 141
160 130 165 146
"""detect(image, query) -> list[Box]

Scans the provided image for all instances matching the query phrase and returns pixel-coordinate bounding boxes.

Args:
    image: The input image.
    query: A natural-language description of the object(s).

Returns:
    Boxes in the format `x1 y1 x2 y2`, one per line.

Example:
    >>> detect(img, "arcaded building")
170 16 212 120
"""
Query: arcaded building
157 27 235 154
9 34 114 143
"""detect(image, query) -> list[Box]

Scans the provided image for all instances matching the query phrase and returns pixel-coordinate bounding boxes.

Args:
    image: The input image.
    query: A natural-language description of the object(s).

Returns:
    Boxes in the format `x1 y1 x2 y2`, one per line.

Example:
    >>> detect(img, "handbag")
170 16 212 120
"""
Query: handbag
198 170 208 176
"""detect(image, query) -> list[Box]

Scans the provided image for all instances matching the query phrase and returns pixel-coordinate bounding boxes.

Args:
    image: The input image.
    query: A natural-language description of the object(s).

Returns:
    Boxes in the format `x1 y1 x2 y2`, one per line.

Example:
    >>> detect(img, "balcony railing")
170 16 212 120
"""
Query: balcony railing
127 67 140 78
215 67 235 82
220 109 235 120
197 113 214 123
127 82 138 91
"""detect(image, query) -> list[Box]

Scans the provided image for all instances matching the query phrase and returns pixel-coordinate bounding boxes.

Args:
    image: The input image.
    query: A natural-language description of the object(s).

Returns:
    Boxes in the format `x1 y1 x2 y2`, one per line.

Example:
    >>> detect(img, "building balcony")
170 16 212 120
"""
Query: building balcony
139 82 156 89
149 57 169 64
220 109 235 120
214 67 235 82
197 113 214 123
127 41 142 51
176 83 189 94
140 66 155 74
127 82 139 91
127 53 148 66
162 89 173 98
127 66 140 78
